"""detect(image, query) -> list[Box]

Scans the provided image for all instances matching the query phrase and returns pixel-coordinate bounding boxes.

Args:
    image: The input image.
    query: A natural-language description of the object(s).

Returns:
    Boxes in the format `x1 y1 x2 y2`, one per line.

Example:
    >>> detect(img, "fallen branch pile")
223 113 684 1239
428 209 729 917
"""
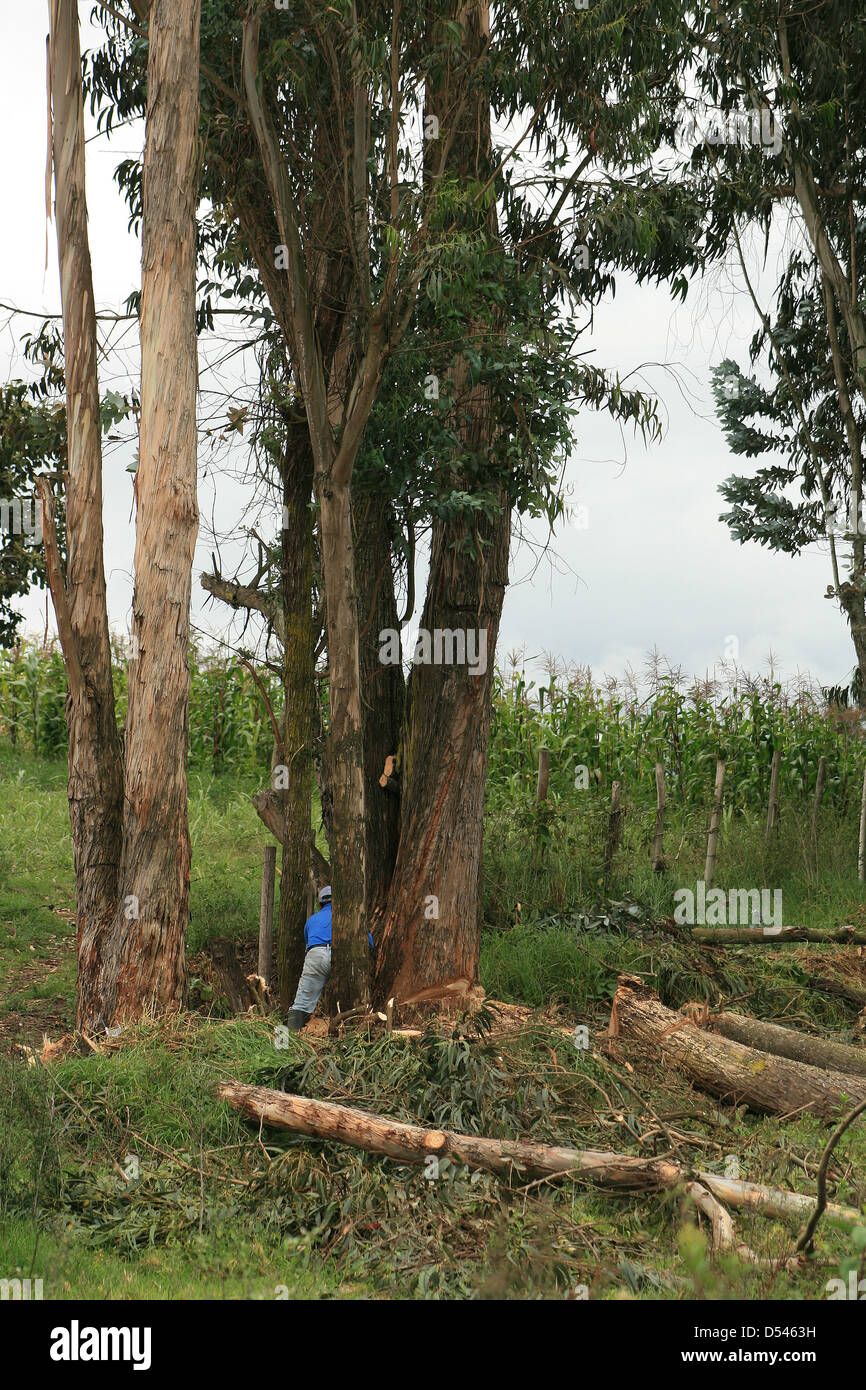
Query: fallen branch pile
218 1080 864 1269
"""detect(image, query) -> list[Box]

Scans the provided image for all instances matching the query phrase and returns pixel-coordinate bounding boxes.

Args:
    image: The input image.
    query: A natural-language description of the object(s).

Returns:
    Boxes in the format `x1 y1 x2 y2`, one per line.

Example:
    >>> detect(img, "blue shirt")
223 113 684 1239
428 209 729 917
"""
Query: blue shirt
303 903 373 950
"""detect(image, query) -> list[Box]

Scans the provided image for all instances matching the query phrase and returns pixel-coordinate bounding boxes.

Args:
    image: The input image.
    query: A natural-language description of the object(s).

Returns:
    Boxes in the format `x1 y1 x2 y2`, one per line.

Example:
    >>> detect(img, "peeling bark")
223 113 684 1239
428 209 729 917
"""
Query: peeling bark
81 0 201 1027
47 0 124 1031
374 0 508 1006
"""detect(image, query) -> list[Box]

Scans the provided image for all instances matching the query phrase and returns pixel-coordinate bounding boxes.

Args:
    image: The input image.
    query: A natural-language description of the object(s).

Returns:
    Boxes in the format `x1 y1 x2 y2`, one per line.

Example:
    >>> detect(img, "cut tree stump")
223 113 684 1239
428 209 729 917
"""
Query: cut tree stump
209 938 254 1013
608 975 866 1118
707 1011 866 1078
217 1082 861 1231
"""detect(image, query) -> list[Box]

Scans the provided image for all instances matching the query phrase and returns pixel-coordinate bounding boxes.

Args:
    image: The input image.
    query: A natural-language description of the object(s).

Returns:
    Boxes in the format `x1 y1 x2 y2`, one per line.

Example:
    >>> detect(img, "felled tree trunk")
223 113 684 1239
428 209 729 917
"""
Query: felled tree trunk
217 1082 861 1230
709 1011 866 1078
807 974 866 1009
609 975 866 1118
692 926 866 945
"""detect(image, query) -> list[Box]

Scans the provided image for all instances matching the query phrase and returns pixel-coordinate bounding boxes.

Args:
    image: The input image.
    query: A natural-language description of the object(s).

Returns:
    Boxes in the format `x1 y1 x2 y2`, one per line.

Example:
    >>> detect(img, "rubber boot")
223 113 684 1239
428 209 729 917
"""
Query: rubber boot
285 1008 312 1032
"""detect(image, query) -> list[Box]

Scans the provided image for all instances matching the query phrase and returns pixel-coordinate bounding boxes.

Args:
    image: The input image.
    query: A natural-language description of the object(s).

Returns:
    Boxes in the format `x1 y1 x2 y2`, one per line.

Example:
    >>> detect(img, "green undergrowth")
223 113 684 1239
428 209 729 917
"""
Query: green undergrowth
1 999 864 1300
3 745 866 1298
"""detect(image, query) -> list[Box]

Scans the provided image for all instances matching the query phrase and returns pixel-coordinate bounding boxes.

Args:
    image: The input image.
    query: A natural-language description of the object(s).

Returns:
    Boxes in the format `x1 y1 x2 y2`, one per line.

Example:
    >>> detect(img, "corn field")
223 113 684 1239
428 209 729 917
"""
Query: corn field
488 659 866 817
0 638 279 773
3 640 865 822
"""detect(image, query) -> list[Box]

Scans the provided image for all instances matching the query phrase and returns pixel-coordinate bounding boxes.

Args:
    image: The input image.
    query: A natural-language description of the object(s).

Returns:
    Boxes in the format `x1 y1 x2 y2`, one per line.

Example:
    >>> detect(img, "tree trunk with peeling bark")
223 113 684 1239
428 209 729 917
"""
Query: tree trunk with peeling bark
373 0 508 1007
354 491 404 922
316 477 371 1010
47 0 124 1031
79 0 201 1027
373 501 509 1006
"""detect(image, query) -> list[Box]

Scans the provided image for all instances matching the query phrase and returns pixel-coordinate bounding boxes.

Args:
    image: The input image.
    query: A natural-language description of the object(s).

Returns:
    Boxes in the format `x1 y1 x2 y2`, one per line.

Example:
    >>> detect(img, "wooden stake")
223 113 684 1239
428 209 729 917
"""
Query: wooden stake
858 762 866 883
651 762 666 873
811 755 827 869
536 748 550 803
766 749 781 835
603 781 623 880
258 844 276 985
704 758 725 889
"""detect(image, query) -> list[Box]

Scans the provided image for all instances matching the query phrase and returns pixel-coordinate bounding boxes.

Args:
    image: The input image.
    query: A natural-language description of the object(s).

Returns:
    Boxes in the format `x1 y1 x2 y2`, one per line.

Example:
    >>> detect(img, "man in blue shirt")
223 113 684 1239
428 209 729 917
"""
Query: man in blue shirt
285 886 374 1031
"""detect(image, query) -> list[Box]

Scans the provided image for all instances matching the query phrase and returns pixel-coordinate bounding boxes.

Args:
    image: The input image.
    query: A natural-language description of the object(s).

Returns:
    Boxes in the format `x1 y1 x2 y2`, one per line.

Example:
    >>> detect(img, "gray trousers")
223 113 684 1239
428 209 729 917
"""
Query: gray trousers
291 944 331 1013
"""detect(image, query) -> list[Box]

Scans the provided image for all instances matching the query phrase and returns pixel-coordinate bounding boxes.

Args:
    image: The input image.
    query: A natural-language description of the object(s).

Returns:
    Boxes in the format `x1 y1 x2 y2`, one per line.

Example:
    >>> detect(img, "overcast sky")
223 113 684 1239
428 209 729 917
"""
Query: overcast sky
0 5 851 695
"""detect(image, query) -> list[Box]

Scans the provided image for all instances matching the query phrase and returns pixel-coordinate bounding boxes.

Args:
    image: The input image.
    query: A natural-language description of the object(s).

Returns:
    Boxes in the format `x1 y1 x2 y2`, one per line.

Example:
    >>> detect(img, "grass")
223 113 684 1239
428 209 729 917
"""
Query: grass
3 741 866 1299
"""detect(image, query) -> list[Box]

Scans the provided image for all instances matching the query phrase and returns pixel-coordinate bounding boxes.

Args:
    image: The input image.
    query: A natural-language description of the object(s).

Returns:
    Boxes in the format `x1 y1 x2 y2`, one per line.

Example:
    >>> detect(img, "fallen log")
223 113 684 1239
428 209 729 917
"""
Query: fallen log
692 925 866 945
216 1082 862 1229
707 1010 866 1078
609 975 866 1118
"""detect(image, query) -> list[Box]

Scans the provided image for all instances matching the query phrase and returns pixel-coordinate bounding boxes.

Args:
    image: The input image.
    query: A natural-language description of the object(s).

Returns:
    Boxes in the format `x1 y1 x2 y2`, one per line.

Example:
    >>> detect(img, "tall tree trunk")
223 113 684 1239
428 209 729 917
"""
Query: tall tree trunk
354 492 404 921
276 423 315 1010
821 274 866 693
315 476 370 1010
373 500 509 1004
79 0 201 1027
373 0 508 1006
46 0 124 1031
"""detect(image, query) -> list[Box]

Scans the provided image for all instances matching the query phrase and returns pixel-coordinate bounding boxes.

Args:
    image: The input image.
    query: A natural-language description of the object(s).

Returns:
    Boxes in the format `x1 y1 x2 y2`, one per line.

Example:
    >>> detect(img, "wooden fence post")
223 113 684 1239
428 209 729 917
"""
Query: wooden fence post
536 748 550 803
258 843 276 985
858 764 866 884
704 759 726 889
811 755 826 870
652 762 666 873
604 781 623 880
766 749 781 836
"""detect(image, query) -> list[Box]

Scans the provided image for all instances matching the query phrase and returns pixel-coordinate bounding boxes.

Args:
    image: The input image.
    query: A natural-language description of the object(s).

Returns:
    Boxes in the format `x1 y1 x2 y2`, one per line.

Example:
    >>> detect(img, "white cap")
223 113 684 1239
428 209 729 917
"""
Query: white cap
317 885 332 905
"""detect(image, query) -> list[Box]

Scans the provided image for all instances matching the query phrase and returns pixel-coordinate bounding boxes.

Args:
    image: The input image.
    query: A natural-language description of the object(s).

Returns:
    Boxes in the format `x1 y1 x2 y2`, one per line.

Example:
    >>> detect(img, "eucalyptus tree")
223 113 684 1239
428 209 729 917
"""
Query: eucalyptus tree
681 1 866 685
81 0 703 1013
40 0 201 1029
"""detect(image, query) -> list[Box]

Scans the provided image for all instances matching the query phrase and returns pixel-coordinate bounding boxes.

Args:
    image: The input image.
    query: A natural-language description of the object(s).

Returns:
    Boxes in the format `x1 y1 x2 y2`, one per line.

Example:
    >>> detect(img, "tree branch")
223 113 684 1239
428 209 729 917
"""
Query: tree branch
200 569 285 644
